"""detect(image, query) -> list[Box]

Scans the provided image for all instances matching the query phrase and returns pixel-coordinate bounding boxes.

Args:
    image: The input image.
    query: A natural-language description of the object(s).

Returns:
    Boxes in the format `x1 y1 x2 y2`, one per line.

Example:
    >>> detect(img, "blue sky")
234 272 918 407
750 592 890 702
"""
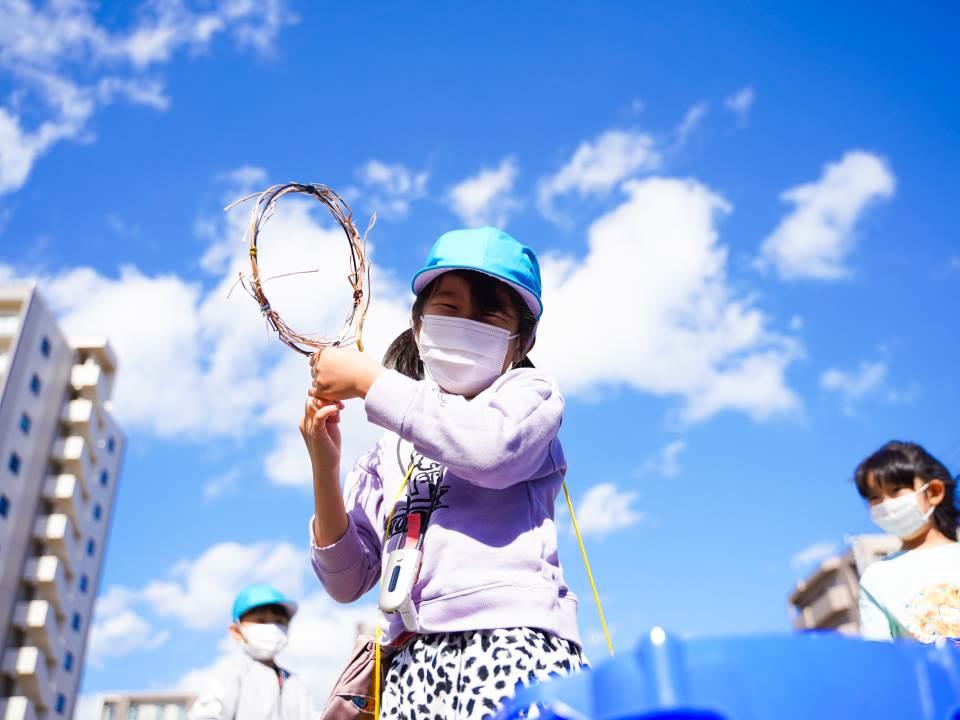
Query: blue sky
1 0 959 709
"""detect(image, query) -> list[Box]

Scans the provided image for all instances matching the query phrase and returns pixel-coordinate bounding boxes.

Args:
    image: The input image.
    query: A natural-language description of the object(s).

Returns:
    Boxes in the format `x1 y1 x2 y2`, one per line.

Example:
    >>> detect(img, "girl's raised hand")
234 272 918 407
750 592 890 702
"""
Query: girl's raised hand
309 347 385 401
299 397 344 469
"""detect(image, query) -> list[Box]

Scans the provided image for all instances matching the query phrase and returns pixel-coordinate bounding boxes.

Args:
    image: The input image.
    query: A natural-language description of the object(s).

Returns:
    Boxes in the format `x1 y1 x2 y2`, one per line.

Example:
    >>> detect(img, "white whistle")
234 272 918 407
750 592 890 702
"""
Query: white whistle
379 547 422 632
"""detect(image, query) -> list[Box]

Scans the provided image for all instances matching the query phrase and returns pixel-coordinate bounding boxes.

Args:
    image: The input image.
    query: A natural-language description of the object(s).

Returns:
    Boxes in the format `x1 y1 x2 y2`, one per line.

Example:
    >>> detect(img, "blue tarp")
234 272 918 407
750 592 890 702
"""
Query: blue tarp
495 630 960 719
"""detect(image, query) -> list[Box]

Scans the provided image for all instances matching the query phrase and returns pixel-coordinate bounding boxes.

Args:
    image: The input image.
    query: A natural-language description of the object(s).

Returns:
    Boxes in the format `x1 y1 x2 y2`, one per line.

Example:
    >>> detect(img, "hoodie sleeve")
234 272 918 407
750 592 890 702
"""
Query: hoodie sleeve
310 448 386 603
364 368 564 489
186 657 243 720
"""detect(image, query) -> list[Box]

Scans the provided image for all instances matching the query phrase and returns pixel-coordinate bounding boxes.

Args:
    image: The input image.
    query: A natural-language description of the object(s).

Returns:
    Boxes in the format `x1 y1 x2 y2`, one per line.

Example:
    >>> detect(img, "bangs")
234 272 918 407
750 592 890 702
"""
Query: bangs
854 443 934 498
418 270 535 326
460 270 525 318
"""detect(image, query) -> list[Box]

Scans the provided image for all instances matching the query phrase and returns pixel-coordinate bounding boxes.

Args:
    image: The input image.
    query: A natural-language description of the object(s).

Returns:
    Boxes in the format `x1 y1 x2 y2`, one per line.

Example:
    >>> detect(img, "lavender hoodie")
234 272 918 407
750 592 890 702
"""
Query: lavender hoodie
310 367 581 647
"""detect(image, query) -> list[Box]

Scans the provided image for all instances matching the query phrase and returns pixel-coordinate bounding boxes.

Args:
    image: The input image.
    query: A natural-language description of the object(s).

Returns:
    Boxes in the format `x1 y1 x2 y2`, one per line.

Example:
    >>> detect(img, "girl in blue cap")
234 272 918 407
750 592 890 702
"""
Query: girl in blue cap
303 227 585 719
188 583 314 720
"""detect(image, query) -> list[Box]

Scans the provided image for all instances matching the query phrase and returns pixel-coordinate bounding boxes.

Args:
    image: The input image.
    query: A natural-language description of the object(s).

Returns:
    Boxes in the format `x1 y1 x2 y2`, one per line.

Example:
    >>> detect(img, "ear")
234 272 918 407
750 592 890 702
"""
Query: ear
926 478 947 507
228 623 244 643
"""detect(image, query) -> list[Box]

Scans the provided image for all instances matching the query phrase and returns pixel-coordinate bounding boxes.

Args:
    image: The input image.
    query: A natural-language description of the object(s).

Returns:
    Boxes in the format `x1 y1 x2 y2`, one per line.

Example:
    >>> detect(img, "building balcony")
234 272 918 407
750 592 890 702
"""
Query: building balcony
1 648 53 713
43 474 83 525
22 556 69 620
0 314 19 336
61 398 102 453
71 362 107 406
0 697 38 720
12 601 61 663
32 514 78 576
51 436 94 493
795 583 856 630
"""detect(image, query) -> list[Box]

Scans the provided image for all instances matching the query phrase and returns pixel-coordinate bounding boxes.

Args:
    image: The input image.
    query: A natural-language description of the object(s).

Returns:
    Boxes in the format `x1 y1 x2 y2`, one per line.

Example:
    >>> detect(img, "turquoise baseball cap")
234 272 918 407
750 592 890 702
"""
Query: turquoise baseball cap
231 583 298 623
412 226 543 319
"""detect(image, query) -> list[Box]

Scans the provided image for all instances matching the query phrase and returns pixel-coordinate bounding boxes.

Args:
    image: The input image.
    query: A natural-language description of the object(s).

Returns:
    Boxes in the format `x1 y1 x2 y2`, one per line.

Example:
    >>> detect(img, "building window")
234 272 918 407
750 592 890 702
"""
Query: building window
100 469 109 487
0 494 9 518
71 612 81 631
30 374 41 395
55 693 66 714
93 503 102 521
8 453 21 475
19 413 31 434
79 574 89 593
86 538 96 557
64 651 74 672
40 337 52 358
107 436 116 453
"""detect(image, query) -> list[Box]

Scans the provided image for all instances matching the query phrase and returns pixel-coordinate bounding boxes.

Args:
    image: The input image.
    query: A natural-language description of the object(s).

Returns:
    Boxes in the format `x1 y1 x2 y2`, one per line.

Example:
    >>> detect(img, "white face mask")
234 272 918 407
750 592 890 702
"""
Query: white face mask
869 483 934 538
238 622 288 661
417 315 517 396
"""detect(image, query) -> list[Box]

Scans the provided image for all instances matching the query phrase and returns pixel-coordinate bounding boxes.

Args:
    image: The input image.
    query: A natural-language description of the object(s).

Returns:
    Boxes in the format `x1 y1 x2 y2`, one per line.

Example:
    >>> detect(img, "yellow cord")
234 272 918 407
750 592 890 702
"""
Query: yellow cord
563 481 615 657
374 460 417 719
373 626 381 717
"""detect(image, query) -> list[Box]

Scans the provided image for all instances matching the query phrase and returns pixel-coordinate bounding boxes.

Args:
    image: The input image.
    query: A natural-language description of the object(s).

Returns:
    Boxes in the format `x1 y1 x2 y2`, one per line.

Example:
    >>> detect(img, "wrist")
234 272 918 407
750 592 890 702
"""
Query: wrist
310 454 340 476
354 357 385 398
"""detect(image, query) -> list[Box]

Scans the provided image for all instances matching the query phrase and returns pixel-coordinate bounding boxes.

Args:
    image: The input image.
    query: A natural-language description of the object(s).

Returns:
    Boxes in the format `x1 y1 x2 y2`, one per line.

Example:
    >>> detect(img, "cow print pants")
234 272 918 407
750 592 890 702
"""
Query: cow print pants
379 627 586 720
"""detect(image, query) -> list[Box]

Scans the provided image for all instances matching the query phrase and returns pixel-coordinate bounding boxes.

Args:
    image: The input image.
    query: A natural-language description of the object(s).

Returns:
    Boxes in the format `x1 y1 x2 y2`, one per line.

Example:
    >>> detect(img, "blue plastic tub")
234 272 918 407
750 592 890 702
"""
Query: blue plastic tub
495 630 960 719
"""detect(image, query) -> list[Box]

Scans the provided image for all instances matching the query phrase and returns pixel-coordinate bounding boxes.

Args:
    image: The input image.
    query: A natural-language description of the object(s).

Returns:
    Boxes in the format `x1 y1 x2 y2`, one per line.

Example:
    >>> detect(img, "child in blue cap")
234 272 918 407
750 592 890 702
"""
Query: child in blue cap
188 583 314 720
303 227 585 719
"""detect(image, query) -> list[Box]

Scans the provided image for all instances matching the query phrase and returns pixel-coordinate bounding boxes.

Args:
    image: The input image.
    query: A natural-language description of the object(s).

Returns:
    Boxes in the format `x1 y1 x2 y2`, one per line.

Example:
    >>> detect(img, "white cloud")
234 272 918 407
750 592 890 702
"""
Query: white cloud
88 608 171 667
536 129 661 222
820 360 887 415
87 586 170 668
886 382 921 406
791 541 838 571
575 483 644 537
447 157 519 228
724 86 755 126
535 177 800 423
674 102 709 147
0 0 296 195
639 440 687 478
355 160 429 219
202 467 241 500
96 76 171 110
142 541 305 630
758 151 896 280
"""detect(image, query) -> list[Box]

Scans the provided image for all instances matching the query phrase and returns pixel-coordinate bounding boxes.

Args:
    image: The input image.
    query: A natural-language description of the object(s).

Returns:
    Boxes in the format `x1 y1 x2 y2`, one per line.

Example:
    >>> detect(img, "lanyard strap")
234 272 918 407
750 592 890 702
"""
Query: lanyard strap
375 458 418 719
563 481 615 658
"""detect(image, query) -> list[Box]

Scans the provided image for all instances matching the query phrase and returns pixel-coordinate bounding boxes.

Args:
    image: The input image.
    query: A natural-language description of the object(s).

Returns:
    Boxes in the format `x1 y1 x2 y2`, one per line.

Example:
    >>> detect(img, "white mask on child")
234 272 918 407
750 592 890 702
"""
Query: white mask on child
238 622 288 661
869 483 934 538
417 315 517 396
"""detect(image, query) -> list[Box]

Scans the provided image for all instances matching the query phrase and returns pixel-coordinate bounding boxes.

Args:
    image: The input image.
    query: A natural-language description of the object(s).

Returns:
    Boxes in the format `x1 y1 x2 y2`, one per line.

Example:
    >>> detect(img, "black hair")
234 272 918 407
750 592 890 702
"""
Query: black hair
854 441 958 540
382 270 537 380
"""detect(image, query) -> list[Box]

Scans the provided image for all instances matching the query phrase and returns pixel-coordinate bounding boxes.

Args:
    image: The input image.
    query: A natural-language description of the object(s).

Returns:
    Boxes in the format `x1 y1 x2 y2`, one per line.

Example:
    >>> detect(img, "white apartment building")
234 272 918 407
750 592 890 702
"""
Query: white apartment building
0 283 124 720
98 693 195 720
788 534 902 634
